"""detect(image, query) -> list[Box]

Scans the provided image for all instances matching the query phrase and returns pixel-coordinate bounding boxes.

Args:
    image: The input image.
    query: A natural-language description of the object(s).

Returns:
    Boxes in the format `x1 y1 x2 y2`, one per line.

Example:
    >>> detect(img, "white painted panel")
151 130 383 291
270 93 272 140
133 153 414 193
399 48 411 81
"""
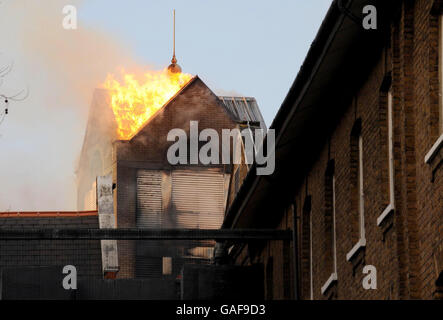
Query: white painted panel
97 175 118 274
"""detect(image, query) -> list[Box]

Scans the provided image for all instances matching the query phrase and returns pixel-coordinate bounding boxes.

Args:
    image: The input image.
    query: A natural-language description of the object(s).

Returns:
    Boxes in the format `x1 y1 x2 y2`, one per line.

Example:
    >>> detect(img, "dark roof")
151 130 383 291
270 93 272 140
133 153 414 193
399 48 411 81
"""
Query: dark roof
223 0 402 229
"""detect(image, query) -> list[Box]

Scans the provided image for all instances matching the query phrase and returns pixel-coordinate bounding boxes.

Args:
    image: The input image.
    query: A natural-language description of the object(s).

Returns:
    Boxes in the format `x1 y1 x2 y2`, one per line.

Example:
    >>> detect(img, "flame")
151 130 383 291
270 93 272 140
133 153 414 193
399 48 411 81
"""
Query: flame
103 68 193 139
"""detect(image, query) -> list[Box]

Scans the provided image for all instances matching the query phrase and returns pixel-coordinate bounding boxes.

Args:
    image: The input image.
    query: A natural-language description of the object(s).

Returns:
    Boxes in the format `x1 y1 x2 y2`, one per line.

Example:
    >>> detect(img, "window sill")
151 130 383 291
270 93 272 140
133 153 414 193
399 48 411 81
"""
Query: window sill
377 203 394 226
346 238 366 262
320 272 337 295
425 133 443 164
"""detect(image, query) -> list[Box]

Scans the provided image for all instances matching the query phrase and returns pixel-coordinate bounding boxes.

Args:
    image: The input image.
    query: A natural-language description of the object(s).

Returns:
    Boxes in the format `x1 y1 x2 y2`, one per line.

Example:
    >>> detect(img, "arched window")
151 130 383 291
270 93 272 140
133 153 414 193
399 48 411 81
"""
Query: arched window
346 119 366 261
321 160 338 295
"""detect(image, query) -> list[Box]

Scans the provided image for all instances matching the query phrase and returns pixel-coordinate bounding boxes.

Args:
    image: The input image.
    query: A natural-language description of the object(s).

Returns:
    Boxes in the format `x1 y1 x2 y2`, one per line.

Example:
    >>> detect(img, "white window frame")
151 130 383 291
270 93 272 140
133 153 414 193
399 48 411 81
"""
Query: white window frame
321 175 338 295
346 134 366 261
377 90 395 225
425 15 443 163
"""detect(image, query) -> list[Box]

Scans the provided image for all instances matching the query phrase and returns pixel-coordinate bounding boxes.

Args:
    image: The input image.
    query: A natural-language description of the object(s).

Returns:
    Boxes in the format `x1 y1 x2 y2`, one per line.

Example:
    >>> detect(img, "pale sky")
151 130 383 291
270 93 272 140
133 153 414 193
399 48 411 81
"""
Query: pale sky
79 0 332 125
0 0 332 210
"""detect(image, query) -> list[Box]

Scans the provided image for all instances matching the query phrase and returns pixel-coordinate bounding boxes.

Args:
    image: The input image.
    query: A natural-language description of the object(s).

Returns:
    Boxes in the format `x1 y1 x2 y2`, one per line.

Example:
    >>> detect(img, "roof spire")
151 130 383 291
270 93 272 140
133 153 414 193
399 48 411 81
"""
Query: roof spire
168 9 182 73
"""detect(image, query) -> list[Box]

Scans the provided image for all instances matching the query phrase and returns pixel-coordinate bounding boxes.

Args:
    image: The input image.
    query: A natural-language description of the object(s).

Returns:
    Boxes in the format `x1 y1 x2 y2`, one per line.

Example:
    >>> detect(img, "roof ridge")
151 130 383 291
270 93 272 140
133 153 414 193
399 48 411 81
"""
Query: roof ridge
127 75 199 141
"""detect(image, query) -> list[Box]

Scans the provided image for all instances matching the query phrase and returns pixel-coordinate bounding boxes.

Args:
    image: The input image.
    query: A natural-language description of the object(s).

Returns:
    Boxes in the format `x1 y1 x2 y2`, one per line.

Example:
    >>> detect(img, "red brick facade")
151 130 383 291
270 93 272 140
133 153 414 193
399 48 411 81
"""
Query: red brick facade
227 0 443 300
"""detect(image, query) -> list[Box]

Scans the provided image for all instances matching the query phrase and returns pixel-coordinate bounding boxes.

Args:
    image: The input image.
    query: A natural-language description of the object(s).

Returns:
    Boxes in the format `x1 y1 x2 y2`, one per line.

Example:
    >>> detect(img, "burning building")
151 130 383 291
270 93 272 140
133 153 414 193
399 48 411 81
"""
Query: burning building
76 70 266 279
0 9 270 300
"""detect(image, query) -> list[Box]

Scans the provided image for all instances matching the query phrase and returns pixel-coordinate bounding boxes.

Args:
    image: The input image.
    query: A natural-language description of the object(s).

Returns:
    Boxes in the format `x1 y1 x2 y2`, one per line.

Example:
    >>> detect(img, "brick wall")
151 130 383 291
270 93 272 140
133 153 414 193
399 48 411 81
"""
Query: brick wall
0 215 102 278
231 0 443 300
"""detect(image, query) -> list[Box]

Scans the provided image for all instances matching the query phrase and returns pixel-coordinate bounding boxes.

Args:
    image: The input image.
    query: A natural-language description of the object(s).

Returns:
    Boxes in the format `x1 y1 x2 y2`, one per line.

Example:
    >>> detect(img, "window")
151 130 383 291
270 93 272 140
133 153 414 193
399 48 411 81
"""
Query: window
266 256 274 300
440 15 443 133
301 195 313 300
162 257 172 275
388 91 395 206
358 134 365 239
377 89 395 225
425 14 443 163
332 175 337 272
283 239 292 299
321 160 337 295
346 120 366 261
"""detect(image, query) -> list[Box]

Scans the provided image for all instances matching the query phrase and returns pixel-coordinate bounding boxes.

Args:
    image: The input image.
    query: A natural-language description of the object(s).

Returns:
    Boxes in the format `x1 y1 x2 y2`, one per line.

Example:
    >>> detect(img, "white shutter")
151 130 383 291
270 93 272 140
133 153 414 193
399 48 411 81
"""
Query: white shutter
136 170 163 228
171 170 225 229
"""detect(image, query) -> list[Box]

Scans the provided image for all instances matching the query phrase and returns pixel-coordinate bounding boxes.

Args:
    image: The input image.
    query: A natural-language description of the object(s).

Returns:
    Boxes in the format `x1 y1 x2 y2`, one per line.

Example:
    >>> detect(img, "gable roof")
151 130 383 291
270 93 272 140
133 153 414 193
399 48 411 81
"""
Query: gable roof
128 75 266 141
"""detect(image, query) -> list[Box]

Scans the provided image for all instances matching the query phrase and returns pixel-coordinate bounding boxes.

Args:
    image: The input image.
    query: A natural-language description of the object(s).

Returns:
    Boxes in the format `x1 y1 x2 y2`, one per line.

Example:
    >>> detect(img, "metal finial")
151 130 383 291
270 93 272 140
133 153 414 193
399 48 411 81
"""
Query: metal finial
168 9 181 73
172 9 177 64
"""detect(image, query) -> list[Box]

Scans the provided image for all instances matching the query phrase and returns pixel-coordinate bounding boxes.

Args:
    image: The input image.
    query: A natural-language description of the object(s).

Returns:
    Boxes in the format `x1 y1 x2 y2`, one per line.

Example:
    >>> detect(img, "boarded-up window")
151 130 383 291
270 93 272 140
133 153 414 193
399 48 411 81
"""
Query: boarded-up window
172 170 225 229
135 169 226 278
136 170 163 228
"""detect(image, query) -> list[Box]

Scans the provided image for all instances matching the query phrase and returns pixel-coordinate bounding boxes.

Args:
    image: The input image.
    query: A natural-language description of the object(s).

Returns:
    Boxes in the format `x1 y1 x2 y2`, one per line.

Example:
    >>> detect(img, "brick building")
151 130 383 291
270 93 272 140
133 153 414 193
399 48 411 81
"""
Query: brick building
223 0 443 300
77 76 265 279
0 74 266 298
0 211 102 278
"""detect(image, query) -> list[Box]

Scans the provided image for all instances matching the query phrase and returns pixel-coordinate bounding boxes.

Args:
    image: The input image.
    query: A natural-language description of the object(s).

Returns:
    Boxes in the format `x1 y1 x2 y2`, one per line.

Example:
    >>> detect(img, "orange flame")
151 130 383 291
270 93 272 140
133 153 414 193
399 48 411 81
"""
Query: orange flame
103 68 193 139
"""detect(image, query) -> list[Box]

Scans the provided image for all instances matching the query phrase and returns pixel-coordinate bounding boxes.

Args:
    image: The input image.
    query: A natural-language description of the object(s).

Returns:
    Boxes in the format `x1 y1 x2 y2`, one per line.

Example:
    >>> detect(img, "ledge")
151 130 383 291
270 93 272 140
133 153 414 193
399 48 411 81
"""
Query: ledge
0 211 98 218
0 228 293 240
425 133 443 164
320 272 337 295
377 203 394 226
346 238 366 262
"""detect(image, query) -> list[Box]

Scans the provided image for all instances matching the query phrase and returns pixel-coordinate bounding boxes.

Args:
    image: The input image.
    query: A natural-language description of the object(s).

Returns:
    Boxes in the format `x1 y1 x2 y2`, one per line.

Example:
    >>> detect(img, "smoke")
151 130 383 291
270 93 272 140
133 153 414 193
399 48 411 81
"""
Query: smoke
212 88 244 97
0 0 140 210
